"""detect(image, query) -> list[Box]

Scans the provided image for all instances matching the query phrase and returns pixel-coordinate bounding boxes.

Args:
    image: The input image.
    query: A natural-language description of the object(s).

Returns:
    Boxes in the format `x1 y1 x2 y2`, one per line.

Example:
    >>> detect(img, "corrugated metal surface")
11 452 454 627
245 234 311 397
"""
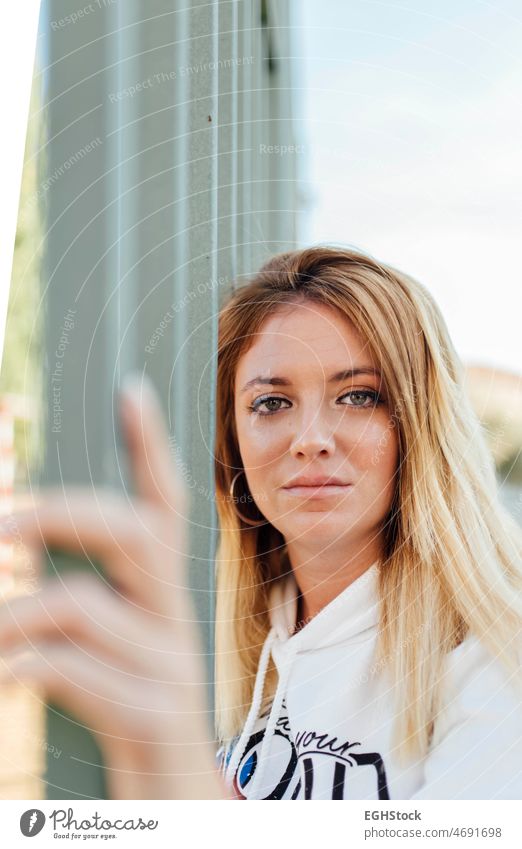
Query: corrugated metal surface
36 0 298 798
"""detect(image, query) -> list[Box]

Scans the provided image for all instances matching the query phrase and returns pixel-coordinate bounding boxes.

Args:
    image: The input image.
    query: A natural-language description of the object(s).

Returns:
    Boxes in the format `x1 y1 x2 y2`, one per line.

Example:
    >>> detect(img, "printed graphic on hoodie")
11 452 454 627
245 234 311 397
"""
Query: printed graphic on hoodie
223 700 391 800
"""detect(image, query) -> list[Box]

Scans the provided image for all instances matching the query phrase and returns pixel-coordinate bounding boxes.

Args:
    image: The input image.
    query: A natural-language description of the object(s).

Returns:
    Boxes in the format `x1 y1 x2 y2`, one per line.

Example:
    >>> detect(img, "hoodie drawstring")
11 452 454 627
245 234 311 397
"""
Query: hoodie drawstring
224 626 277 790
246 643 297 799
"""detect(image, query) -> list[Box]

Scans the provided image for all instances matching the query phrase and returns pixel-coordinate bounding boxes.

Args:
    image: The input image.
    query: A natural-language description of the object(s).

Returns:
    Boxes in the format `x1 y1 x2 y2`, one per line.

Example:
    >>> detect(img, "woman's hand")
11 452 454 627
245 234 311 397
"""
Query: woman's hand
0 374 228 799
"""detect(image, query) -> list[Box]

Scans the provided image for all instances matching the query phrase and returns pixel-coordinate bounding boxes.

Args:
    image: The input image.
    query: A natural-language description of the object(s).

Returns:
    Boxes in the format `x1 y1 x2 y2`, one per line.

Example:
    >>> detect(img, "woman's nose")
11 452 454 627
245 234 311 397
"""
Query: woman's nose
289 410 336 458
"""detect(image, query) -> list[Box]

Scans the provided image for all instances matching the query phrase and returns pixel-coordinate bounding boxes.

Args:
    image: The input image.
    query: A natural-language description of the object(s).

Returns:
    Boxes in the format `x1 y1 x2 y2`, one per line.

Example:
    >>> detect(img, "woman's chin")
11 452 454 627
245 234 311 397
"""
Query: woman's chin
280 513 360 544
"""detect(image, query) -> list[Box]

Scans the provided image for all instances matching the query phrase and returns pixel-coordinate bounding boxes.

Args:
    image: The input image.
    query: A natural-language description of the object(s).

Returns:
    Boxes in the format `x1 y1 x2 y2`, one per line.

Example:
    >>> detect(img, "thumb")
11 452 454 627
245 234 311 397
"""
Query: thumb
118 372 189 515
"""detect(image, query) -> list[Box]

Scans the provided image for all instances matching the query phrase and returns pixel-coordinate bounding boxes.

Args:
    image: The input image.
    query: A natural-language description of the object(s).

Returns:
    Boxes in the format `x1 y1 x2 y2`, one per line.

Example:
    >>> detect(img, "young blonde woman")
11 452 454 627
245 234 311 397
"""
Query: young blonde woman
0 247 521 800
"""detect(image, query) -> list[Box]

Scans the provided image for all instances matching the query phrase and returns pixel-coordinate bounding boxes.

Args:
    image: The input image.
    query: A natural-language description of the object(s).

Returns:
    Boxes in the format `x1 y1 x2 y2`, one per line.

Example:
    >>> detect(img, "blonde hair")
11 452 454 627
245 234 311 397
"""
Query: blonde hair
214 246 522 764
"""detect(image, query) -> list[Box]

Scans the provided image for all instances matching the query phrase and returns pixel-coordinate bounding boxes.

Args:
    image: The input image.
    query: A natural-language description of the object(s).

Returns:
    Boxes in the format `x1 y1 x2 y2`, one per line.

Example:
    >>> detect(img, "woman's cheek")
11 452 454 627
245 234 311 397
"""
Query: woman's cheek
236 434 278 505
347 415 381 449
240 419 286 463
370 424 400 487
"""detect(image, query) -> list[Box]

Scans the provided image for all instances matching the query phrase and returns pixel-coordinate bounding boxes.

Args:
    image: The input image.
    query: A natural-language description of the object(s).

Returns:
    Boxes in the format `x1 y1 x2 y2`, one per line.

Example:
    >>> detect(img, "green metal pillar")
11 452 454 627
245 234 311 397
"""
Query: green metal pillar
41 0 298 799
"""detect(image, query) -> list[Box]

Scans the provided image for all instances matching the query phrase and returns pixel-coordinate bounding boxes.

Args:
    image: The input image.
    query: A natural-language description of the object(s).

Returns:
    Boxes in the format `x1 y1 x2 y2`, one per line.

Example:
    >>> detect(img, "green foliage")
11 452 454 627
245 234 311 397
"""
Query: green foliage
0 75 44 481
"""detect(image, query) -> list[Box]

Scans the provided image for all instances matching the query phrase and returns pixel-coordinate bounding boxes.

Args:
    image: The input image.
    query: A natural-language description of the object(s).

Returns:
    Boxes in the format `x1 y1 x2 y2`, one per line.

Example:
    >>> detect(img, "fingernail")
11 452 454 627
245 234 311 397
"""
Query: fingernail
120 370 153 394
121 374 160 416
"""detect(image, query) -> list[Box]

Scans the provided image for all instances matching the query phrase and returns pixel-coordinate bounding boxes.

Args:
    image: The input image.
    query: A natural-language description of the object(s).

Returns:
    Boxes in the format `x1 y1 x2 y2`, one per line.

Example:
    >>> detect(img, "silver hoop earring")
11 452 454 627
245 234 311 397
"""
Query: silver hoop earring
229 470 266 527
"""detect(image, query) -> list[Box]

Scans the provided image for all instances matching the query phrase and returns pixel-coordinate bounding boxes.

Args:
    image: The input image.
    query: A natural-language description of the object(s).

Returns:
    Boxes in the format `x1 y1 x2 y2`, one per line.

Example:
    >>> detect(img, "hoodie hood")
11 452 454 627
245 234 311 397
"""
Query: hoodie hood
224 561 381 796
268 560 381 653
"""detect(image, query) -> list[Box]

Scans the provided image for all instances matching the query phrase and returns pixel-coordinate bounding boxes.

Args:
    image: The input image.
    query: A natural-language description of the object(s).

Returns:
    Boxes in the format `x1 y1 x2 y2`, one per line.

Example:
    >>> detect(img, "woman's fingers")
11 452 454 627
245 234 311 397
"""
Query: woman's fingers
118 373 190 516
0 642 173 741
1 518 45 592
0 374 196 620
0 642 220 800
0 489 191 619
0 637 211 746
0 573 184 672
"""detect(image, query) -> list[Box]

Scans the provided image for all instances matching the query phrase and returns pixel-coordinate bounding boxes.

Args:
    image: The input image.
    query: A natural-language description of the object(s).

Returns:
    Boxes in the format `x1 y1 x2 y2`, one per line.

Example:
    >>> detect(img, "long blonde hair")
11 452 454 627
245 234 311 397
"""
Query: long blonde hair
214 246 522 763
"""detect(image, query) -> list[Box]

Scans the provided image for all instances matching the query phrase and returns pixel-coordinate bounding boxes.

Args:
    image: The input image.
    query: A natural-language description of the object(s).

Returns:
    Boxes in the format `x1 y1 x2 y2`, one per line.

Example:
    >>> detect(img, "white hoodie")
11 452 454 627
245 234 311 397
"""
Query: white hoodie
219 561 522 800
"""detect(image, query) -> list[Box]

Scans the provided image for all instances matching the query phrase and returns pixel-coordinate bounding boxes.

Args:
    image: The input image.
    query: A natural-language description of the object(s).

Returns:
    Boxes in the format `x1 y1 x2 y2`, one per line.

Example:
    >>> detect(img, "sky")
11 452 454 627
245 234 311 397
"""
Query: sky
294 0 522 373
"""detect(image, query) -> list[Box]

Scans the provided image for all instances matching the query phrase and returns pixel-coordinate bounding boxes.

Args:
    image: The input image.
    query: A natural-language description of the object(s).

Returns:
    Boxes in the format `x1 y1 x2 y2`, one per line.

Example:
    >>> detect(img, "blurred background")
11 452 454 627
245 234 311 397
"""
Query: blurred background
0 0 520 799
296 0 522 513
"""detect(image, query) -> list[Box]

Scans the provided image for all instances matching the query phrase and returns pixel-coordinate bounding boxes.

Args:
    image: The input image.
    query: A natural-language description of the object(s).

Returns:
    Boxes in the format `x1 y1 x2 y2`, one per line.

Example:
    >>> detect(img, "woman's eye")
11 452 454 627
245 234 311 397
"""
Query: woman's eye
248 390 382 415
248 396 291 415
339 390 382 408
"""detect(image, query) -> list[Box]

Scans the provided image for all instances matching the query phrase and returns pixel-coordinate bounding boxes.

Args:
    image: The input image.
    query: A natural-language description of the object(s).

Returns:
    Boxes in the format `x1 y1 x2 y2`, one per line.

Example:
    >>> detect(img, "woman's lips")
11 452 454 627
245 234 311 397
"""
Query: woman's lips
281 484 353 498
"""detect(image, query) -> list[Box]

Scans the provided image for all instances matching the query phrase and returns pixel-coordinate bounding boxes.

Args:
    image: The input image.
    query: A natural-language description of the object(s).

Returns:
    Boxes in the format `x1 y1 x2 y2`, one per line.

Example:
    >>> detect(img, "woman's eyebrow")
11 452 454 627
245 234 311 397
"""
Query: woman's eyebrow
240 367 381 394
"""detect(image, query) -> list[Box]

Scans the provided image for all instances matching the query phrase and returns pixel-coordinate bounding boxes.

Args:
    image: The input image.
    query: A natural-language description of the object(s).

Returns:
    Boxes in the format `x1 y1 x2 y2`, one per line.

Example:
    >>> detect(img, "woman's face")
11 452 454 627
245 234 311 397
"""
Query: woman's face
233 300 399 554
